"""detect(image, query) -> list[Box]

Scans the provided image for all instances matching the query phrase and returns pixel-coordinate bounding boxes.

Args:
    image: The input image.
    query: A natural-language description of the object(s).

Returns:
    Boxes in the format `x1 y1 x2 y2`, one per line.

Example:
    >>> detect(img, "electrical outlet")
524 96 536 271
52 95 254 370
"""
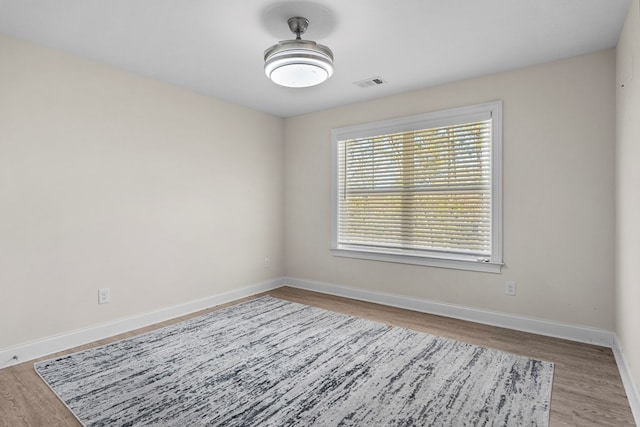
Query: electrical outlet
98 288 110 304
264 257 271 268
504 281 516 296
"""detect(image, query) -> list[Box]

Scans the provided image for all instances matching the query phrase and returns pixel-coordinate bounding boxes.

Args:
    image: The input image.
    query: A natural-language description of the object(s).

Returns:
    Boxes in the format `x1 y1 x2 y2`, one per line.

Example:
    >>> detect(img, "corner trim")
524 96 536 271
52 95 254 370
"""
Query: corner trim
613 335 640 425
0 278 284 369
283 276 615 347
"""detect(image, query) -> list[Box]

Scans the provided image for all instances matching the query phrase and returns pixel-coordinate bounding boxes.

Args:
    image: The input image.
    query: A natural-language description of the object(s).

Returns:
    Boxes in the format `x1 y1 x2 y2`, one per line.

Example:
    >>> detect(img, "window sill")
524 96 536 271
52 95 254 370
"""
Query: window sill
331 247 503 274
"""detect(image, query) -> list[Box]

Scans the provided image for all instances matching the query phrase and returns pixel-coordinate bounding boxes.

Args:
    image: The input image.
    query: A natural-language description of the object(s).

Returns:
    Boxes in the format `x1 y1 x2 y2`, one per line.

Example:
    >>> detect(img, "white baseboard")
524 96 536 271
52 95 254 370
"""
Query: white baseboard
284 277 640 424
0 278 284 369
613 336 640 425
283 277 615 347
3 275 637 425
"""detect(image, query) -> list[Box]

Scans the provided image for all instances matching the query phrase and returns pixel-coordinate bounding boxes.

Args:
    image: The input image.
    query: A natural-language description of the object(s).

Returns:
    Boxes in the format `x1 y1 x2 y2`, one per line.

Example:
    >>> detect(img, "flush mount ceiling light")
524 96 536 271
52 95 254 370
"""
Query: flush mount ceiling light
264 16 334 88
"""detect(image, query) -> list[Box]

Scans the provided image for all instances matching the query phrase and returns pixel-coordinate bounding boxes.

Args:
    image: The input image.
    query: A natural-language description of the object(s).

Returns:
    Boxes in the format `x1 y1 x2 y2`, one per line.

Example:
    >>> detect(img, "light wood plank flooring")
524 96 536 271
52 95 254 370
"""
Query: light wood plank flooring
0 286 635 426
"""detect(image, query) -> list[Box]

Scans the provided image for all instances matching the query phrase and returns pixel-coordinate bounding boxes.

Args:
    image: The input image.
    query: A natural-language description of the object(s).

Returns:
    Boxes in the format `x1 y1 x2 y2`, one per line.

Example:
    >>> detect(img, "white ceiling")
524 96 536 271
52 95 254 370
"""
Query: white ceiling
0 0 630 118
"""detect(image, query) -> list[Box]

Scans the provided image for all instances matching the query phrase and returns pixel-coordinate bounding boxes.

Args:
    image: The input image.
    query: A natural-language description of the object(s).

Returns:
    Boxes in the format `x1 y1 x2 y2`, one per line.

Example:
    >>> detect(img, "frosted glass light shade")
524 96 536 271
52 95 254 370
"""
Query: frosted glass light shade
264 41 334 88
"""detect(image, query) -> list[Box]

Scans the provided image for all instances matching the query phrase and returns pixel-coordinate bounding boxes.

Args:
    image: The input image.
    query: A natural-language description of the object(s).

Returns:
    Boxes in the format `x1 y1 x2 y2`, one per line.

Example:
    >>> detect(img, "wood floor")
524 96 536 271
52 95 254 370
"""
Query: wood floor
0 286 635 426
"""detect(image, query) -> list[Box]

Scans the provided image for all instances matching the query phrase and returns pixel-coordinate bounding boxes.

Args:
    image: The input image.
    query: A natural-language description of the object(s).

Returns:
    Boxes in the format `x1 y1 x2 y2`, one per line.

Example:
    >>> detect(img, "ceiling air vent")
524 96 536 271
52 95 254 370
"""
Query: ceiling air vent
353 77 386 88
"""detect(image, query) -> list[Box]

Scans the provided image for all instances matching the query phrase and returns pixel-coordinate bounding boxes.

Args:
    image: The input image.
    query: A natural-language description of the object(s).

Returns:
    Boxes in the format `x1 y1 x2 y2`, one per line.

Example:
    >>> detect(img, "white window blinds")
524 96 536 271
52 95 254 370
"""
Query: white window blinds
332 101 502 272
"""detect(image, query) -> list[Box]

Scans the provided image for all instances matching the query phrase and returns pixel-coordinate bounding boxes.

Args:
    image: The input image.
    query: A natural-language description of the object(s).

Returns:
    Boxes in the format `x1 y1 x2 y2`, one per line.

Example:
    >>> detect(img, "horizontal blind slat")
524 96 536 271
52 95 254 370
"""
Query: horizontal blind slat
337 117 492 256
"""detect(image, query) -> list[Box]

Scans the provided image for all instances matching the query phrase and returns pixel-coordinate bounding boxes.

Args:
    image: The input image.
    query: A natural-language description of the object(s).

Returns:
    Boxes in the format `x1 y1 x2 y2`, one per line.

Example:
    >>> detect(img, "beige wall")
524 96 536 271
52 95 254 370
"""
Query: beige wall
616 0 640 401
0 35 284 349
0 32 620 354
284 49 616 330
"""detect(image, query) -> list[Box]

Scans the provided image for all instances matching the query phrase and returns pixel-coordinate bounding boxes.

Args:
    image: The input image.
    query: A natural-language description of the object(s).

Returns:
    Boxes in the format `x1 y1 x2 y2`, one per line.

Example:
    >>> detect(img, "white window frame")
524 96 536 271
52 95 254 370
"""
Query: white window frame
331 101 503 273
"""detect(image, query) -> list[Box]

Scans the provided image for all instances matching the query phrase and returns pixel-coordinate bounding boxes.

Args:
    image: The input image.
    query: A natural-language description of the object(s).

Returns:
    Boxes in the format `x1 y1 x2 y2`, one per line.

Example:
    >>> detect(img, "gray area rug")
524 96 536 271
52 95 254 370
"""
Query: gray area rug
35 296 553 426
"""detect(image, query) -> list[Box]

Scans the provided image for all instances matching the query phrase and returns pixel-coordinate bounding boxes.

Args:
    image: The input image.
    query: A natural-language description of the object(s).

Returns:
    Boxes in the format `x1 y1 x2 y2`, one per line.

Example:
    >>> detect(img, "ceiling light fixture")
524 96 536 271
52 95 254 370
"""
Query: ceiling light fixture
264 16 334 88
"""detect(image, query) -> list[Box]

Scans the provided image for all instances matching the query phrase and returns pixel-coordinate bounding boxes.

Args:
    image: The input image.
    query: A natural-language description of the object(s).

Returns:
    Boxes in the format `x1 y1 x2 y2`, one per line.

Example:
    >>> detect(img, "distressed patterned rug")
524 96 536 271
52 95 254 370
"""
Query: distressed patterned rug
35 296 553 426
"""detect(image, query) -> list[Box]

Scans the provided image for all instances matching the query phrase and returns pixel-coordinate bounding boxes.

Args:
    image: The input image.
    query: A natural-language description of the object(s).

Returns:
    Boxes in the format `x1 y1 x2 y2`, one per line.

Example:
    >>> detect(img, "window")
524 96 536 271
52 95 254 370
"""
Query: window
331 101 502 273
